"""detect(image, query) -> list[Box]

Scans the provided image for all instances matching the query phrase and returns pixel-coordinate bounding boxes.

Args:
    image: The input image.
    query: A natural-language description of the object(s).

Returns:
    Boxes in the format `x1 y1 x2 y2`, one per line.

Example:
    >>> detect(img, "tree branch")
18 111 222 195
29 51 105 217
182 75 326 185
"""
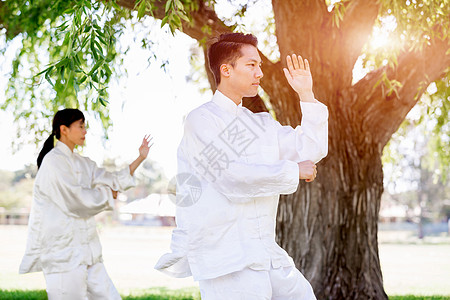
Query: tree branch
117 0 226 40
351 31 450 146
117 0 271 112
272 0 328 59
337 0 380 81
271 0 379 108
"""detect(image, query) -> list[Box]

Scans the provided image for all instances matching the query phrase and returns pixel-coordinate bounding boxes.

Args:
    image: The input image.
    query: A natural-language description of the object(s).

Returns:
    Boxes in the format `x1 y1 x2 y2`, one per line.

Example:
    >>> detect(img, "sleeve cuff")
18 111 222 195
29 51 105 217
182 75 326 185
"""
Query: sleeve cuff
300 101 329 125
282 160 300 194
101 186 115 211
115 168 136 191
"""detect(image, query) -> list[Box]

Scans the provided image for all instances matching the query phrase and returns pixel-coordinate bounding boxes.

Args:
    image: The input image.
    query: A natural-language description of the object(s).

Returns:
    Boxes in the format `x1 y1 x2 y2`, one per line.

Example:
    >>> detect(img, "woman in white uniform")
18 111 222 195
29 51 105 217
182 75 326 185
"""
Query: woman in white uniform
19 108 152 299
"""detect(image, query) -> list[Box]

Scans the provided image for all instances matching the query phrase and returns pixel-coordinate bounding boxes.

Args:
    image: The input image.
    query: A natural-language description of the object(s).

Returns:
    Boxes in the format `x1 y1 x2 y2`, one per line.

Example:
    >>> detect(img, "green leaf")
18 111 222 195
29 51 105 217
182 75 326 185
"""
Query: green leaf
45 71 54 87
63 8 75 14
97 33 107 45
73 79 80 94
92 72 99 83
174 0 184 10
91 42 99 60
62 31 71 47
88 59 104 76
172 13 182 28
55 58 69 68
111 1 120 10
79 75 87 84
179 12 190 22
94 41 104 57
99 97 109 106
104 63 112 76
165 0 173 13
161 15 169 27
35 66 52 77
59 66 65 80
137 0 147 19
81 36 89 49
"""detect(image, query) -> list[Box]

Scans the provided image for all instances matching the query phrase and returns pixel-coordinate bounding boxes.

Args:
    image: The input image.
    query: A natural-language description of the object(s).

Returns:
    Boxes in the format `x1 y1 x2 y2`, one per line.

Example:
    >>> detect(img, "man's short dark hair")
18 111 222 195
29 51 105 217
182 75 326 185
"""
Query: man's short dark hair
207 33 258 86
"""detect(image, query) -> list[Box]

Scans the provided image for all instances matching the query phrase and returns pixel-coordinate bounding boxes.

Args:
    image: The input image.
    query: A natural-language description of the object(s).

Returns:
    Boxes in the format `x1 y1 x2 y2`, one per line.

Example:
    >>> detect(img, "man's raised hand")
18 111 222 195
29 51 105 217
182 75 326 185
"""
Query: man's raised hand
283 54 315 102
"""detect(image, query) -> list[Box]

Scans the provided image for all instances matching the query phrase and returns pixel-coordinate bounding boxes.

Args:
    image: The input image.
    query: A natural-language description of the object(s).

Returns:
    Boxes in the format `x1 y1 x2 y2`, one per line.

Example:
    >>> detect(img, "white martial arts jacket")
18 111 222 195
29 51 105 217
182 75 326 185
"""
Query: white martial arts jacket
19 141 135 274
155 90 328 281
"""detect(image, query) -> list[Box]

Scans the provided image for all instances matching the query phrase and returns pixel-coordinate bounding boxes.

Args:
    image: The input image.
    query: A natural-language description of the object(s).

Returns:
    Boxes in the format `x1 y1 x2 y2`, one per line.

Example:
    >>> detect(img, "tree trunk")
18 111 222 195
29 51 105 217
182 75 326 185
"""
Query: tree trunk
276 97 387 298
270 1 388 297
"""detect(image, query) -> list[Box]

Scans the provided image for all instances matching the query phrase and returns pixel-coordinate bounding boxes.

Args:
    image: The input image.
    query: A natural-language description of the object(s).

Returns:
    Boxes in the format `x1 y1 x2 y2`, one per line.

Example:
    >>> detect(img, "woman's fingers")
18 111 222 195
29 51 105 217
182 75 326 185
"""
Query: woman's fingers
142 134 153 146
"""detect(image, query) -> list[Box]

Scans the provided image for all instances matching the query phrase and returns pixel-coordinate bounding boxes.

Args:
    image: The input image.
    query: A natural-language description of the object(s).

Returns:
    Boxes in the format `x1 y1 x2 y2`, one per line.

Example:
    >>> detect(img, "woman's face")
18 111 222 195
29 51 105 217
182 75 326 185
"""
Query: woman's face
61 119 87 148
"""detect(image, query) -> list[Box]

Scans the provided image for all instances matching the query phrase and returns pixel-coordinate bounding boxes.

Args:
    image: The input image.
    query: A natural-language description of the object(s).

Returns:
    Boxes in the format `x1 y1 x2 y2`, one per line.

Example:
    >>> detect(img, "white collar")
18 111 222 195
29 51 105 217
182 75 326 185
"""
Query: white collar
212 90 242 115
55 141 74 157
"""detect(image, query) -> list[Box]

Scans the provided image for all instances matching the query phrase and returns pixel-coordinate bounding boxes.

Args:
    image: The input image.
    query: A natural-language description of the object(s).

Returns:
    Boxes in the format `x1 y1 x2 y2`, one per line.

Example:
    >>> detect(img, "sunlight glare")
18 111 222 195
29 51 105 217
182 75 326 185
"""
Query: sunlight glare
369 16 397 50
369 29 389 49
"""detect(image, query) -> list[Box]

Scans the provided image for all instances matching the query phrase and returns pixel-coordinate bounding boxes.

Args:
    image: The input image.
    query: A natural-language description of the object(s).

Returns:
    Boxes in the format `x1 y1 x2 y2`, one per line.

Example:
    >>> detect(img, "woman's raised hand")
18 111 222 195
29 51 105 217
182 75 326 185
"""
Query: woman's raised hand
139 134 153 159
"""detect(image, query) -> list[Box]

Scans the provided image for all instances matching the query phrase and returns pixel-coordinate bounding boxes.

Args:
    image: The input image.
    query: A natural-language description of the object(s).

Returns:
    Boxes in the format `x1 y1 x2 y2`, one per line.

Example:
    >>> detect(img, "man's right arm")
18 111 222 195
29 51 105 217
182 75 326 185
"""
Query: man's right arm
182 109 300 200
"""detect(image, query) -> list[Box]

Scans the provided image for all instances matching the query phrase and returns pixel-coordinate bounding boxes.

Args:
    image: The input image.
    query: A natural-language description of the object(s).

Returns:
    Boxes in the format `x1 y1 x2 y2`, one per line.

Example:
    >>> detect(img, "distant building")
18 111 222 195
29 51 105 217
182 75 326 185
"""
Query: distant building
119 193 176 226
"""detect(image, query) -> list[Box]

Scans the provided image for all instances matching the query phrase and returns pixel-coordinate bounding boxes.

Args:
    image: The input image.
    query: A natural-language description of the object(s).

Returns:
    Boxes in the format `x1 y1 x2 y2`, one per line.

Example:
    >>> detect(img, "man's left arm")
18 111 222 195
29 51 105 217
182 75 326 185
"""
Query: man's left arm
276 102 328 164
278 54 329 163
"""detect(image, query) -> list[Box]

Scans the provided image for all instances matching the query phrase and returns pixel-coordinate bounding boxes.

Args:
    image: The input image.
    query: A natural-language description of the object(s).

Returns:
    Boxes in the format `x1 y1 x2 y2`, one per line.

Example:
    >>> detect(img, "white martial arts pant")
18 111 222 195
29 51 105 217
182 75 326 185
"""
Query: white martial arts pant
44 262 121 300
199 265 316 300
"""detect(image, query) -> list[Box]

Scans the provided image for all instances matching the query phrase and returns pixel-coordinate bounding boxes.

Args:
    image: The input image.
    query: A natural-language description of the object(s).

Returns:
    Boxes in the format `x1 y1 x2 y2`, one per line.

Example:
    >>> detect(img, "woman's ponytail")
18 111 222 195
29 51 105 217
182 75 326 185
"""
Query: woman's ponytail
37 133 55 169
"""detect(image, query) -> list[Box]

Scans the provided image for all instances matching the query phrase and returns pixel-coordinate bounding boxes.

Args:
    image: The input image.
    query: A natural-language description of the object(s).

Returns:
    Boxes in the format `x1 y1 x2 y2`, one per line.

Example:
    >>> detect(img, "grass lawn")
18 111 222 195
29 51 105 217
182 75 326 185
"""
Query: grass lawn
1 289 450 300
0 288 202 300
389 297 450 300
2 226 449 298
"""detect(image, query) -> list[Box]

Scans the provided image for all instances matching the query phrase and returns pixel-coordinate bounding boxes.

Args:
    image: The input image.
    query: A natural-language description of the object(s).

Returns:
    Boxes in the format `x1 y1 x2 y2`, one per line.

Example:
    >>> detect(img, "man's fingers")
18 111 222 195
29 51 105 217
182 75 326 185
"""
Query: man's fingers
287 54 311 72
297 55 304 70
305 59 310 72
286 55 294 72
292 54 300 70
298 160 318 181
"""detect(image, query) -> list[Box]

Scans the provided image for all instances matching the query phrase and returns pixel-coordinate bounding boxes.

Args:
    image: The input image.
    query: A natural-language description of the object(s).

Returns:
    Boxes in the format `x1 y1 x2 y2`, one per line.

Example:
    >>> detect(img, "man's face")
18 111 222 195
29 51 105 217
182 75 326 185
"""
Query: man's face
226 45 263 98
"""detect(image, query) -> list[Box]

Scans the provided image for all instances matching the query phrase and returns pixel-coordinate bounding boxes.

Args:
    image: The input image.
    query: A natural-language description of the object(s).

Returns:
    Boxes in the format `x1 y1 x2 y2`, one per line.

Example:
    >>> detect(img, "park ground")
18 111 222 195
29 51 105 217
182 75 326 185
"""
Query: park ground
1 225 449 297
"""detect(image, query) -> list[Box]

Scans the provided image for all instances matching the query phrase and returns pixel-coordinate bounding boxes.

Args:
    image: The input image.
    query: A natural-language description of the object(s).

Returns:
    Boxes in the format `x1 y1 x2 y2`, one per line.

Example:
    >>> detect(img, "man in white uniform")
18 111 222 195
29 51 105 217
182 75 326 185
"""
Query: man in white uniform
155 33 328 299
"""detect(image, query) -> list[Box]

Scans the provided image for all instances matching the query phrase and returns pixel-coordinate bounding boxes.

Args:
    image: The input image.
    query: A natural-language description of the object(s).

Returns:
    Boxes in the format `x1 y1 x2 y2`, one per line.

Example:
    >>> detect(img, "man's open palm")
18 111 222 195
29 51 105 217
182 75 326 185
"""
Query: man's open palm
283 54 313 95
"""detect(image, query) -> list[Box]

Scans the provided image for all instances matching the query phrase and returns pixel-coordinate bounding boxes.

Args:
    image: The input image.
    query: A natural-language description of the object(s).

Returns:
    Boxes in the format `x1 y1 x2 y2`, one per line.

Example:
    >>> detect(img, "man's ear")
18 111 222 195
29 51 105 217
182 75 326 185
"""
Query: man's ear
219 64 231 79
